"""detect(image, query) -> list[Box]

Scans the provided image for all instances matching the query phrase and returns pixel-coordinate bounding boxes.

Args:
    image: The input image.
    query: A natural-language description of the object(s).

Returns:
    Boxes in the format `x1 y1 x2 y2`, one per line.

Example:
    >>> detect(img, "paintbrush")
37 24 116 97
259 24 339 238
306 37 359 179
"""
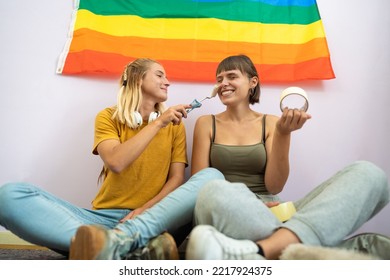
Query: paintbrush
186 85 219 113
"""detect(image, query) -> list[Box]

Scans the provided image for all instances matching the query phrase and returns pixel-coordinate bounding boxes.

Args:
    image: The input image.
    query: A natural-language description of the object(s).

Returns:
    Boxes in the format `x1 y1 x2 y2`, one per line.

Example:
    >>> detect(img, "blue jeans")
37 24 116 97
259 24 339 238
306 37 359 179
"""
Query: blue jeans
195 161 389 246
0 167 224 252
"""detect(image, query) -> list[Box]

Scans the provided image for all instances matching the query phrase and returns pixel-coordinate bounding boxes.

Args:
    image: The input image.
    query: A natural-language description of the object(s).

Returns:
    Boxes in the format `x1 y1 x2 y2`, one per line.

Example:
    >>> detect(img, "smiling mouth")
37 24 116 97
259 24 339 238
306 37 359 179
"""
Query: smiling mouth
221 90 234 96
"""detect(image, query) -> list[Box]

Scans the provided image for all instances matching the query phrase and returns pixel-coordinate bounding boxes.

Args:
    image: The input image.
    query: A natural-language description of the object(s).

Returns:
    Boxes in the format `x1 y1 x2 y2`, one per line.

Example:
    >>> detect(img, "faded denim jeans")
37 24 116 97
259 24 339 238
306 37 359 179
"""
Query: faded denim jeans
0 168 224 252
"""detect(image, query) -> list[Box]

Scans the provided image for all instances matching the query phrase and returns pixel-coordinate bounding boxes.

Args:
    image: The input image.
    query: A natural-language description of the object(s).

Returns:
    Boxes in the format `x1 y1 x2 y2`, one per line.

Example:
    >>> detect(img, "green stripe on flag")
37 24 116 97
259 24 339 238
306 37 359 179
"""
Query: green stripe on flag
79 0 320 24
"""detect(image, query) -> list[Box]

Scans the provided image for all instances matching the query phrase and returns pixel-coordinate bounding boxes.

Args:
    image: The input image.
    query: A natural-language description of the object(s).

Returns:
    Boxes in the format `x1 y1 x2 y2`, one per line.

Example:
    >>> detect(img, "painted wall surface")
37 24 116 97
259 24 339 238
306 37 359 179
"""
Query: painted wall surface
0 0 389 237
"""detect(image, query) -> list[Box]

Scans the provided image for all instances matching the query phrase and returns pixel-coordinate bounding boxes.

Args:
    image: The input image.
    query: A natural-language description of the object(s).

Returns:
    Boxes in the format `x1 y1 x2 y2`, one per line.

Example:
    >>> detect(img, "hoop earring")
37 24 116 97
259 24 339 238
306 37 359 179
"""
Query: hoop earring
133 111 160 126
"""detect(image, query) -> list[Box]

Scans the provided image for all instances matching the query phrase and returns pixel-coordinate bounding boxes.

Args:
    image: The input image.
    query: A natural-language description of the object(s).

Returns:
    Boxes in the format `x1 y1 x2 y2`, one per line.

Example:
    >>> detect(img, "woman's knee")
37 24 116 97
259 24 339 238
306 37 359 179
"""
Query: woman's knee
0 183 19 219
353 161 388 190
0 183 19 203
199 179 245 201
194 180 225 224
0 183 37 213
348 161 389 203
194 180 247 222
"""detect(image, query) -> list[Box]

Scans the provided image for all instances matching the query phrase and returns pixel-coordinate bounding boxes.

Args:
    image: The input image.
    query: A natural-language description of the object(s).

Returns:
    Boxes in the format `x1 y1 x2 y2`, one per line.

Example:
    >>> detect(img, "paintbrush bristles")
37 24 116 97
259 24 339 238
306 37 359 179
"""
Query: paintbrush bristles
210 84 219 98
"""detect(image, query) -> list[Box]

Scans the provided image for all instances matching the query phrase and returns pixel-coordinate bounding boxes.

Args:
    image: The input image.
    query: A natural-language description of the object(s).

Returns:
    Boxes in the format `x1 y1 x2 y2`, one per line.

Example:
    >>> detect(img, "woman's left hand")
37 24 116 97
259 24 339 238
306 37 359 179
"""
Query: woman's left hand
265 201 280 208
119 207 145 222
276 108 312 135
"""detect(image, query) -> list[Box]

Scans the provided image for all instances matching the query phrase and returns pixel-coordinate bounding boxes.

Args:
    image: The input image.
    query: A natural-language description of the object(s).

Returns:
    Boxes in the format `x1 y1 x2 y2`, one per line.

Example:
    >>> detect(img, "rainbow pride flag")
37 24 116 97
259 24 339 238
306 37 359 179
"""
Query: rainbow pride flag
57 0 335 83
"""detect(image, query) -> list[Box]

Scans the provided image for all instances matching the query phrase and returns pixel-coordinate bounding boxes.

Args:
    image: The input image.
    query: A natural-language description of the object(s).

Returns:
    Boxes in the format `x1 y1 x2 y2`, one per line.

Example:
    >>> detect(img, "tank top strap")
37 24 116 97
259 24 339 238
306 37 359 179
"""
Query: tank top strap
262 114 267 144
211 114 216 143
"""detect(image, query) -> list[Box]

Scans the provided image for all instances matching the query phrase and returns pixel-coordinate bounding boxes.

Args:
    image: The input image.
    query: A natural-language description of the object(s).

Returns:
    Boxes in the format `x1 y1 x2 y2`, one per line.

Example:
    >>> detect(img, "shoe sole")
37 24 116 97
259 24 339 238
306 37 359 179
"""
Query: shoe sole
147 232 179 260
69 225 106 260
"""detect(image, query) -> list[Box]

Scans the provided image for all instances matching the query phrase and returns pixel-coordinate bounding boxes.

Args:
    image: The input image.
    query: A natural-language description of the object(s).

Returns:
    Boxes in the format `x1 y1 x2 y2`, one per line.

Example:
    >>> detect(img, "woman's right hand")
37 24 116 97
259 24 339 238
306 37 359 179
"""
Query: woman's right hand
157 104 192 127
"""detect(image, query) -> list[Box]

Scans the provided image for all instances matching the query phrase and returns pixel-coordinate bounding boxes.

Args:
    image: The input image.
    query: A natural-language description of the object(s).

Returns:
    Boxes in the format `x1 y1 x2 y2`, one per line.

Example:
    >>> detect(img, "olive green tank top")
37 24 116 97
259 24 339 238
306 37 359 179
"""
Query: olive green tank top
210 114 269 195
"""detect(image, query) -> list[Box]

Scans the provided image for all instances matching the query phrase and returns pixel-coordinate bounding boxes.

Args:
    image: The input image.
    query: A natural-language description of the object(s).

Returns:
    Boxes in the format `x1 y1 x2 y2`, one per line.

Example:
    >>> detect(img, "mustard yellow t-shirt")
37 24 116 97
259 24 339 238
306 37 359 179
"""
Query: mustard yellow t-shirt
91 107 188 209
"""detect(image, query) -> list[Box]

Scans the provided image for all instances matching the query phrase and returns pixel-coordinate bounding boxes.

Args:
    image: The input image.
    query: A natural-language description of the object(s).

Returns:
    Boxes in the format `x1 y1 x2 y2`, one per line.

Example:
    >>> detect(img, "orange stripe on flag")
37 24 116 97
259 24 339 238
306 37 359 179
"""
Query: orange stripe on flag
69 29 331 65
62 50 334 82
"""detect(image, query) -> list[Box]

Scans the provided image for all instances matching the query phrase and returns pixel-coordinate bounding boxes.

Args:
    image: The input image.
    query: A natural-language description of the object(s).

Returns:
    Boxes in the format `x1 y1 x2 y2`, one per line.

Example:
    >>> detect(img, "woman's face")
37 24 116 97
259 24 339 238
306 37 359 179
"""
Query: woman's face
215 69 255 105
141 63 170 102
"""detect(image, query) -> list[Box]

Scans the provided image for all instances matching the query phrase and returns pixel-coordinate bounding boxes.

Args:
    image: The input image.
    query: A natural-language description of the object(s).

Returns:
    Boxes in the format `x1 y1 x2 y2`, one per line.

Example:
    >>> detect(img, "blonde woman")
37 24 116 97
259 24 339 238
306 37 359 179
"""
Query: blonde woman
0 58 224 260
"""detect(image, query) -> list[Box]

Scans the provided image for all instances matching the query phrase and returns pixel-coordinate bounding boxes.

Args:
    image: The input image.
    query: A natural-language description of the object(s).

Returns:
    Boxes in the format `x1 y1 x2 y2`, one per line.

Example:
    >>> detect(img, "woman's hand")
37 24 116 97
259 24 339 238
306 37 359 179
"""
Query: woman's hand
119 207 145 222
156 104 192 127
276 108 312 135
265 201 280 208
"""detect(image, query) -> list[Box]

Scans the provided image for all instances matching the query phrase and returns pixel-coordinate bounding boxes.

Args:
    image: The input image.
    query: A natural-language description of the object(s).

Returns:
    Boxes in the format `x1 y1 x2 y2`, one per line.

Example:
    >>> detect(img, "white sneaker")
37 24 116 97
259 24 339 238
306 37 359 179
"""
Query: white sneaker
185 225 264 260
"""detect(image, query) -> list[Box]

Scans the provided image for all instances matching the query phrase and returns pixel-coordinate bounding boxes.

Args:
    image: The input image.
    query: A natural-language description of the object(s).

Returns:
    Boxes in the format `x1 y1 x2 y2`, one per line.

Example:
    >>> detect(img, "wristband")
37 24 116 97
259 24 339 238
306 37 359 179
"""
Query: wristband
280 87 309 112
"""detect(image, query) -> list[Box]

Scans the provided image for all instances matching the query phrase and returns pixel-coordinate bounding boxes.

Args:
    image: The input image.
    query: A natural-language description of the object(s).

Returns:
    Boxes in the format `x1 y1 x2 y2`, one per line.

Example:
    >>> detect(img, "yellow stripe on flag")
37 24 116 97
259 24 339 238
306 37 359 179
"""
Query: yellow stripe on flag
75 9 326 45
